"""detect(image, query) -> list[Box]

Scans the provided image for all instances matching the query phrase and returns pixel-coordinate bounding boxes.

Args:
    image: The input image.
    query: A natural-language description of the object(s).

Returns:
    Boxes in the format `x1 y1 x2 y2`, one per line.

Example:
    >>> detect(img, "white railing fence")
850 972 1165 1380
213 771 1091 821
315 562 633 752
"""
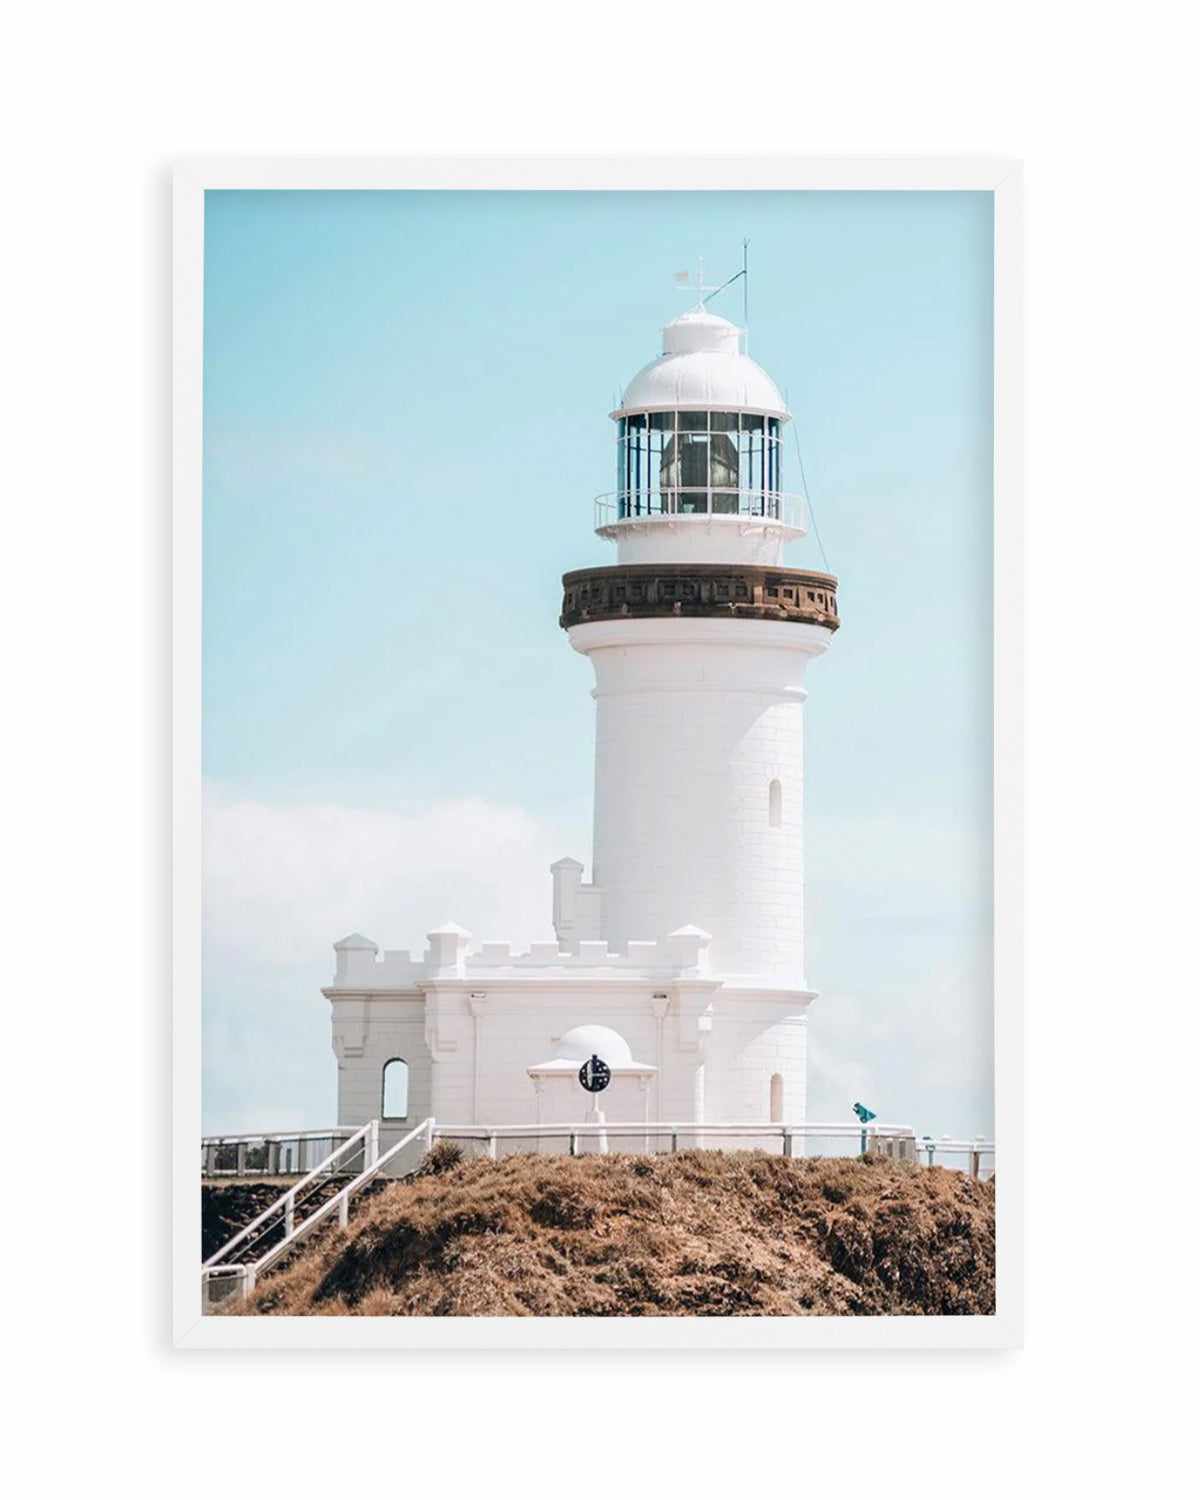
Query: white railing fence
201 1126 359 1177
429 1121 994 1176
916 1135 997 1178
203 1120 378 1274
201 1118 434 1313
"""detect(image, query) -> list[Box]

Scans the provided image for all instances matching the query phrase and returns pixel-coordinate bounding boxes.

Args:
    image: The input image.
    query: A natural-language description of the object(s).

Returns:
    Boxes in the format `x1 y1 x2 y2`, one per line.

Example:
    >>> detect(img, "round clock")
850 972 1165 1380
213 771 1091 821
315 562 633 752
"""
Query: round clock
578 1054 611 1093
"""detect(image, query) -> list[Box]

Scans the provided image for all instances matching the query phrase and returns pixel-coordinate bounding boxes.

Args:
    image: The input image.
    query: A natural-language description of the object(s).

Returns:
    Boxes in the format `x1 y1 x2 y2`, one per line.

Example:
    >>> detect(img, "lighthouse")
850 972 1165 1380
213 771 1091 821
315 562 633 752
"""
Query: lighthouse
557 303 839 985
324 295 839 1141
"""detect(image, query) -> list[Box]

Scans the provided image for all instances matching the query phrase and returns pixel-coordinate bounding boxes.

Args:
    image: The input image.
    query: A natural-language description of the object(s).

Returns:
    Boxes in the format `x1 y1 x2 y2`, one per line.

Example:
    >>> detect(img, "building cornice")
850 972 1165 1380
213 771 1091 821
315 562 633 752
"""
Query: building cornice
324 979 817 1003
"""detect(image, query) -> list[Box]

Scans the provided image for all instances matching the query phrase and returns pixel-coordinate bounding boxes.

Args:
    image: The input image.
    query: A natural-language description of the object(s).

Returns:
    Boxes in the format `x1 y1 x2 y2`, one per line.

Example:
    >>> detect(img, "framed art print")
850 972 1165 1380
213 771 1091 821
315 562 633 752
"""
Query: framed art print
173 157 1023 1349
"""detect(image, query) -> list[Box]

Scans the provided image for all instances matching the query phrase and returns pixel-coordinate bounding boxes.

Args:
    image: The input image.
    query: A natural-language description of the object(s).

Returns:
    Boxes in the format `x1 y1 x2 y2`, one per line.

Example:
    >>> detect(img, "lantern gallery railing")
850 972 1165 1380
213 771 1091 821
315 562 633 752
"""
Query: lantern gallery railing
594 489 808 532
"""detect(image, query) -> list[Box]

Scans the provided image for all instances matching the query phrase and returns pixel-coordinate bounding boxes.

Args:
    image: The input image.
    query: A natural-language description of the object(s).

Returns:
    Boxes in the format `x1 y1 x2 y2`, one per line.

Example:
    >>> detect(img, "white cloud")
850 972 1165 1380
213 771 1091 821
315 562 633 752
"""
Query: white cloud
203 783 590 966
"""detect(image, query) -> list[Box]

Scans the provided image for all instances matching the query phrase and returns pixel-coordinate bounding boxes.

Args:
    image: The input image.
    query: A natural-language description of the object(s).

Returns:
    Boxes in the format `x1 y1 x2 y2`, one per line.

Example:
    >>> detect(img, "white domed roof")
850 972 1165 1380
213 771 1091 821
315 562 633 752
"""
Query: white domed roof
615 309 789 421
555 1025 634 1066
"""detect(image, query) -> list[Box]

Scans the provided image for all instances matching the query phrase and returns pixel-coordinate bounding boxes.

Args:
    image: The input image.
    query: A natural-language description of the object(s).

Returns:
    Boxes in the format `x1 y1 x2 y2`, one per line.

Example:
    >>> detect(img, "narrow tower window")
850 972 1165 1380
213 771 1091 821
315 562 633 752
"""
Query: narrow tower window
770 1073 784 1123
381 1058 410 1120
769 778 783 828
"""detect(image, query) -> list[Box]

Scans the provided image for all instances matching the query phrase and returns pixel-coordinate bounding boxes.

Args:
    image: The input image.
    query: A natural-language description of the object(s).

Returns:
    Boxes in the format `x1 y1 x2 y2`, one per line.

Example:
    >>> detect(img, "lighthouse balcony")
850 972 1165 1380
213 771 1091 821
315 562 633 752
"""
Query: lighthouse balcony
561 561 839 631
594 487 808 537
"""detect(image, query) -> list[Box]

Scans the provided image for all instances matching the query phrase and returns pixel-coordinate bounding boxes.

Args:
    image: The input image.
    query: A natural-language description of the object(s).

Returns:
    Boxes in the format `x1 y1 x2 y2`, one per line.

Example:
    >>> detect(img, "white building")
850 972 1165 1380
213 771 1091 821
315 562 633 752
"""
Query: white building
324 301 840 1148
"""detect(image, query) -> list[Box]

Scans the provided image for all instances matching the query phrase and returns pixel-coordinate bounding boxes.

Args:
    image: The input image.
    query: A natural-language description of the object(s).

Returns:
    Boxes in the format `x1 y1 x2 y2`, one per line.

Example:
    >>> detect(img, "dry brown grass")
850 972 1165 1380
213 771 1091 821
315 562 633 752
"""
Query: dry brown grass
217 1150 995 1318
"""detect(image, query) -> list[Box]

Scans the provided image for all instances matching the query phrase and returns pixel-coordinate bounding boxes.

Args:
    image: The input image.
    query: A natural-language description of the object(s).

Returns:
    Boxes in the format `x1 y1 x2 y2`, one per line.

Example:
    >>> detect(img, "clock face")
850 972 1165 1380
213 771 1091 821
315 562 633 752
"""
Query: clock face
578 1054 611 1093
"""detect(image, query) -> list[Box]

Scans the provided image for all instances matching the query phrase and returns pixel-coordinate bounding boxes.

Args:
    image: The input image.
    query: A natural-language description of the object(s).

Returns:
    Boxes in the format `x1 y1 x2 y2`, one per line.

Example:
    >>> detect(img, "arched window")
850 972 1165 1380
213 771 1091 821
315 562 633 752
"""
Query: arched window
382 1058 409 1121
768 778 782 829
770 1073 784 1123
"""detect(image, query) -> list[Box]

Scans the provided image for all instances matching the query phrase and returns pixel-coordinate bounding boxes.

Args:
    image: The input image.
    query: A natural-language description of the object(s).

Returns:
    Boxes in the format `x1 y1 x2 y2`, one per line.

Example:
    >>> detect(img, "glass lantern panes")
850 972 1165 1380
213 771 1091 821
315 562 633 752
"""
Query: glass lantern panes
617 411 781 518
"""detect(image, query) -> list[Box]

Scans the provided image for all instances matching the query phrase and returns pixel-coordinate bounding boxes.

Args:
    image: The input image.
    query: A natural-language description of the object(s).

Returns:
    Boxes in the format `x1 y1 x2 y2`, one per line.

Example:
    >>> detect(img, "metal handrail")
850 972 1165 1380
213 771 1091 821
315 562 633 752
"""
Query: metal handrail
917 1138 996 1152
202 1119 435 1305
432 1122 994 1174
246 1118 434 1285
434 1121 922 1138
203 1120 377 1269
594 488 808 531
202 1126 355 1145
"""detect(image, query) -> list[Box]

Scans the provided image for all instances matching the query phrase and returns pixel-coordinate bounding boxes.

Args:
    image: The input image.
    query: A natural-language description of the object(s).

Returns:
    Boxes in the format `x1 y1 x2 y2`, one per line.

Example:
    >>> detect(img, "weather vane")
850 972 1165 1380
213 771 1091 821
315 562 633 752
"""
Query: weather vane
673 258 722 308
672 242 751 342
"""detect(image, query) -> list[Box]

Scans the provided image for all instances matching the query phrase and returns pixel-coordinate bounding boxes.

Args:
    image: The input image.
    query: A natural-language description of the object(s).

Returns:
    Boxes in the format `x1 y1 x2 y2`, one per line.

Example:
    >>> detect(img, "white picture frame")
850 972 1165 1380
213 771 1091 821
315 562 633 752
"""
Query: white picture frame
174 156 1023 1350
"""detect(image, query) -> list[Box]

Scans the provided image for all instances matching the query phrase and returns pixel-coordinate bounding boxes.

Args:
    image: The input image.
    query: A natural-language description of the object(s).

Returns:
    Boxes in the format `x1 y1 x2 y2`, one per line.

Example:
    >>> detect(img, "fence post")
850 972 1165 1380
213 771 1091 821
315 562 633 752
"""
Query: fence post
569 1132 577 1157
487 1134 497 1160
366 1119 379 1170
235 1142 247 1176
969 1146 980 1180
671 1132 678 1154
284 1190 295 1239
783 1130 794 1159
424 1118 435 1153
338 1192 349 1228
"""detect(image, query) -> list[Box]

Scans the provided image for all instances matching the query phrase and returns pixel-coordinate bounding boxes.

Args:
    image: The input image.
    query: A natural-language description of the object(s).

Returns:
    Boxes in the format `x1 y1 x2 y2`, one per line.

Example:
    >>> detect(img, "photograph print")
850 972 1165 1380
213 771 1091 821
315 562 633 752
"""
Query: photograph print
193 180 1003 1330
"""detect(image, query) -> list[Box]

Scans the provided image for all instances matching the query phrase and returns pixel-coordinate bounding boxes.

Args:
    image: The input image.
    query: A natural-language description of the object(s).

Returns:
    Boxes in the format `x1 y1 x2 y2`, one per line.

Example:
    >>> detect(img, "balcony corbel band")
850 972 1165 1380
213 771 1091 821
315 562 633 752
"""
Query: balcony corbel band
560 563 839 631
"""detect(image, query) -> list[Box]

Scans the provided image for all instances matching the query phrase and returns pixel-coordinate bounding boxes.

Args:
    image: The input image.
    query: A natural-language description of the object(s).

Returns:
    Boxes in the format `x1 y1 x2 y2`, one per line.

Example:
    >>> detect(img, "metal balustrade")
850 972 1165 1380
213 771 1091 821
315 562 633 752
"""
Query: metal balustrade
594 488 808 531
915 1135 997 1178
429 1120 993 1169
201 1126 359 1178
201 1119 434 1312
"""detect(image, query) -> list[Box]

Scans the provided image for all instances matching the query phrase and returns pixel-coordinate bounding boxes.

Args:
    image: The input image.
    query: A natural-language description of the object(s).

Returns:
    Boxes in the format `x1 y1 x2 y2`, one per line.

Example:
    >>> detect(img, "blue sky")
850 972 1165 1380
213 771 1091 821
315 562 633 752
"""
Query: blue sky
202 189 993 1139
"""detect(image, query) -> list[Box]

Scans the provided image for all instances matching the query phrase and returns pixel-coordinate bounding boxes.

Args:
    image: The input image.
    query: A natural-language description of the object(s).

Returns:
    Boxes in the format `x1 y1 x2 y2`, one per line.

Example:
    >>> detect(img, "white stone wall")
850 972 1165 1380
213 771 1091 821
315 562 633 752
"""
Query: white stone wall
328 979 813 1147
455 988 662 1128
570 617 830 984
705 1007 809 1153
613 517 791 567
332 994 433 1148
706 1008 808 1121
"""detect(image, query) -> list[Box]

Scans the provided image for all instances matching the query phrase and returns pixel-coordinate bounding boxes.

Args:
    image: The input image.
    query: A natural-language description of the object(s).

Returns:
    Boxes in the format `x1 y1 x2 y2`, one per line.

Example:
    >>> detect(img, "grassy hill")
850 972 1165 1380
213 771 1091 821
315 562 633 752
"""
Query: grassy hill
216 1148 995 1317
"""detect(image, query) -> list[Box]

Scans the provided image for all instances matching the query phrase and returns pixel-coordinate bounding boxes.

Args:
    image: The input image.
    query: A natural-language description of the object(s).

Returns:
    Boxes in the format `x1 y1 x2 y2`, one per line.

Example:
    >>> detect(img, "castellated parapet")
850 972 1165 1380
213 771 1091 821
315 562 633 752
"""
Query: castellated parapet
329 921 716 991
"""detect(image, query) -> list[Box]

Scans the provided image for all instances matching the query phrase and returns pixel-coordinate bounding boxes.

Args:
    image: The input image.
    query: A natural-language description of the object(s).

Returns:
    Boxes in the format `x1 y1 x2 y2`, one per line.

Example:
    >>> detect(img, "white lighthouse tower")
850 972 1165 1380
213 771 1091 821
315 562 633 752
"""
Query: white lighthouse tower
557 303 838 987
324 295 839 1143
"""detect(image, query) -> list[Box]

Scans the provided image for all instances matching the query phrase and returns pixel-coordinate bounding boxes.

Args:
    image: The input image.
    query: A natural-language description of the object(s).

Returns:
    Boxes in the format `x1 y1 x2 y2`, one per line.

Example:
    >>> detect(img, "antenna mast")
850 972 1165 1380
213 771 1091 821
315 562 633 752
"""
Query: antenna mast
680 242 752 347
743 238 749 352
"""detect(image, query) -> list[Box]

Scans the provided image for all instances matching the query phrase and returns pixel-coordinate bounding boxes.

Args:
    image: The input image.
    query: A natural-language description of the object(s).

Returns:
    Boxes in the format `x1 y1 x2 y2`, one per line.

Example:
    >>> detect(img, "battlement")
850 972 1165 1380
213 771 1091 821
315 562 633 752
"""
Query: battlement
328 922 714 991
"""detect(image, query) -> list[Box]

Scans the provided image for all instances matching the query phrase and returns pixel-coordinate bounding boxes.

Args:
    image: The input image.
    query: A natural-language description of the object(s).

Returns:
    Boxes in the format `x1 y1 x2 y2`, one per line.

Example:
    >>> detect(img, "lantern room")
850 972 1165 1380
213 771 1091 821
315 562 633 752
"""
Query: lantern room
615 409 783 518
599 307 807 541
